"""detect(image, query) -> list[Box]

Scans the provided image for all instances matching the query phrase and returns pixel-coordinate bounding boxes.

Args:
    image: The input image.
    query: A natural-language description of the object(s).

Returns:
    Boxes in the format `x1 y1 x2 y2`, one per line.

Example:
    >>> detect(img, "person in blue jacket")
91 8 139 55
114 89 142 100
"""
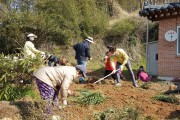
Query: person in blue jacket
73 37 94 67
73 37 94 83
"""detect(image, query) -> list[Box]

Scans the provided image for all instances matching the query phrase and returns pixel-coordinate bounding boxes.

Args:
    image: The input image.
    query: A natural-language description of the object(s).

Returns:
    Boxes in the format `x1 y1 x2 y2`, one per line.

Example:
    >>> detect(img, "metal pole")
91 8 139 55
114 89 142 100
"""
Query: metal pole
146 18 149 73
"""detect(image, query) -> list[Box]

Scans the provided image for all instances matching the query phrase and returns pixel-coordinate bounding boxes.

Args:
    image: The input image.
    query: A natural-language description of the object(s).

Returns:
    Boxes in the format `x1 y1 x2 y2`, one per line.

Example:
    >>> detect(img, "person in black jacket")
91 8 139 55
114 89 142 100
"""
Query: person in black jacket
73 37 94 67
44 55 69 67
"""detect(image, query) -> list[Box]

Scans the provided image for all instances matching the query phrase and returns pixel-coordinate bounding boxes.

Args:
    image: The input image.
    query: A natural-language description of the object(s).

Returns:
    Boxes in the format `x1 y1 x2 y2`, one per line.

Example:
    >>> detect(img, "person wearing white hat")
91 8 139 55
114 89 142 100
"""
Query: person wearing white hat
24 33 45 58
73 36 94 67
73 37 94 83
85 37 94 44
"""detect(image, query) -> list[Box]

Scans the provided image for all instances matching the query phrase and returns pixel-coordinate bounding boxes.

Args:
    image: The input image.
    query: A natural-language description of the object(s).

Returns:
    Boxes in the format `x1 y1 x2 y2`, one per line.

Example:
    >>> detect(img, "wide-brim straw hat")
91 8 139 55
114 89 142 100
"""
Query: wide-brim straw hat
85 37 94 44
27 33 37 38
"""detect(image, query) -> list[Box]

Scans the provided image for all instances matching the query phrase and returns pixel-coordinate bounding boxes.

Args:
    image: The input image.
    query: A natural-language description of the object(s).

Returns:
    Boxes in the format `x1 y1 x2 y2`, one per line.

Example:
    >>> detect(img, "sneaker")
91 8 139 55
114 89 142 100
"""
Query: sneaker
115 83 121 87
52 115 60 120
58 105 67 109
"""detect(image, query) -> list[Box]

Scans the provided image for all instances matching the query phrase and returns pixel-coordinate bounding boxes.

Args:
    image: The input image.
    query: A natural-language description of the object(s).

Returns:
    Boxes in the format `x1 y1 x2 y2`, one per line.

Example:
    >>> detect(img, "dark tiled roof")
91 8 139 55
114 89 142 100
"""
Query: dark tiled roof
139 2 180 21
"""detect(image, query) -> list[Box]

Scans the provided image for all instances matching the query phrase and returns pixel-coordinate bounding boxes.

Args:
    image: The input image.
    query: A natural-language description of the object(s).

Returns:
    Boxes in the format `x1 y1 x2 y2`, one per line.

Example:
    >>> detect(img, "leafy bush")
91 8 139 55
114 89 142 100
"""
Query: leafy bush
77 89 105 105
153 95 179 103
0 54 43 101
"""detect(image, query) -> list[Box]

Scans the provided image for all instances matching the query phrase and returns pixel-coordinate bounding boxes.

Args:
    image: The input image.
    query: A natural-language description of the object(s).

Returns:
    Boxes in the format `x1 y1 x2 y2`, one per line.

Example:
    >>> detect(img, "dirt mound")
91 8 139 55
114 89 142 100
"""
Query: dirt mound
0 101 22 120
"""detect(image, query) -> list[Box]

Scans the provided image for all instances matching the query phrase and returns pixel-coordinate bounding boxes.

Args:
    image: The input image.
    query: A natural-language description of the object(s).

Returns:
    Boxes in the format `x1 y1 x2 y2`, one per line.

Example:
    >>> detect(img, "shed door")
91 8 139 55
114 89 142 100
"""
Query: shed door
148 42 158 75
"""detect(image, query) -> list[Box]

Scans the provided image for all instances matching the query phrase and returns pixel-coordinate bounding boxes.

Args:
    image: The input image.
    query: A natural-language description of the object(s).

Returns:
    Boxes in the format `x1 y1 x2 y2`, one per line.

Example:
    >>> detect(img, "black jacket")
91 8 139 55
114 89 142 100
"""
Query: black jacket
73 40 91 61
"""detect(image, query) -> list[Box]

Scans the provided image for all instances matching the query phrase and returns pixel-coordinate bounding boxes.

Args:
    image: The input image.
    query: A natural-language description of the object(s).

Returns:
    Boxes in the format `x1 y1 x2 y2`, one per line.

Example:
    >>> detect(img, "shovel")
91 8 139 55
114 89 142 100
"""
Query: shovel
93 68 120 84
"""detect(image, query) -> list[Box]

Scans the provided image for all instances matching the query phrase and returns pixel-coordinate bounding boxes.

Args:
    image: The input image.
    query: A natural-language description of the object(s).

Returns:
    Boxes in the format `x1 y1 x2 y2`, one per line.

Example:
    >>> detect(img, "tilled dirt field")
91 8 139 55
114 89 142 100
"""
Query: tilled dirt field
0 80 180 120
67 80 180 120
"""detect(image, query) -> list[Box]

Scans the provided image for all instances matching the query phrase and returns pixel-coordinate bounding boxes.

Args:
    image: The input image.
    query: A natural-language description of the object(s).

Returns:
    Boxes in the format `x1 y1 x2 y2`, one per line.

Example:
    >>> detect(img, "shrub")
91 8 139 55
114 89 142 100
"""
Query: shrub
0 54 43 101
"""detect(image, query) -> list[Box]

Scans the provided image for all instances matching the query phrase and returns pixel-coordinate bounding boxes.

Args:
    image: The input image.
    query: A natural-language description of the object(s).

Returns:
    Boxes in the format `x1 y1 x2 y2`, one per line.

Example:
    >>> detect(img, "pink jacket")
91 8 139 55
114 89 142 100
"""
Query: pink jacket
33 66 77 100
138 71 151 82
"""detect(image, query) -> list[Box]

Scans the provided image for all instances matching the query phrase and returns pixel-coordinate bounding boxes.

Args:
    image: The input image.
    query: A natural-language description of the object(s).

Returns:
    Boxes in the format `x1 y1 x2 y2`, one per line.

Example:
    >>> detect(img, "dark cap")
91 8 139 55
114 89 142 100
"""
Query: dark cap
109 46 116 52
75 65 86 77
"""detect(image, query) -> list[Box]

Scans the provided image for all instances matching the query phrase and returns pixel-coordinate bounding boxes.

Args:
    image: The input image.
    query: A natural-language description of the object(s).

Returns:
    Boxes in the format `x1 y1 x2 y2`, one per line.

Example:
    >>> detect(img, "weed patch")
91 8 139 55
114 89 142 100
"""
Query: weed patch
76 89 105 105
140 82 151 89
120 107 140 120
94 108 120 120
153 94 179 104
93 107 141 120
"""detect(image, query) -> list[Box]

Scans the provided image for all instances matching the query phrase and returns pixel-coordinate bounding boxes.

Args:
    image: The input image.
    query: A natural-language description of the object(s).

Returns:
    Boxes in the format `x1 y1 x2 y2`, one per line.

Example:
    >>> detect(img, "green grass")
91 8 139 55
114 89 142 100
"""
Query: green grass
132 55 146 71
24 89 39 99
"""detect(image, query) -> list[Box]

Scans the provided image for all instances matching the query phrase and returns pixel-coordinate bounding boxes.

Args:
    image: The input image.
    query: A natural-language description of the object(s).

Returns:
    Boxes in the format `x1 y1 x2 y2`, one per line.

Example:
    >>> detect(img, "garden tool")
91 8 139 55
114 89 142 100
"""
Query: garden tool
93 68 121 84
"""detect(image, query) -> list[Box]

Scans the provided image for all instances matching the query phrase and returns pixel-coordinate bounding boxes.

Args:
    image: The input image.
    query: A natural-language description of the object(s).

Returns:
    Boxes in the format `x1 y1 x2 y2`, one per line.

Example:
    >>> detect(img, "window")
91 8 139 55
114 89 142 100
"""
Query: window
177 26 180 55
155 53 158 61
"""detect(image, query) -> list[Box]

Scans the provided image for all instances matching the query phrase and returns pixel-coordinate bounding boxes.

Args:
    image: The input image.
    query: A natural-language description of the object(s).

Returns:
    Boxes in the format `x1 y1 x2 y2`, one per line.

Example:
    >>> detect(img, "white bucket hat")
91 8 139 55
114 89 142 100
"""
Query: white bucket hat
85 37 94 44
27 33 37 38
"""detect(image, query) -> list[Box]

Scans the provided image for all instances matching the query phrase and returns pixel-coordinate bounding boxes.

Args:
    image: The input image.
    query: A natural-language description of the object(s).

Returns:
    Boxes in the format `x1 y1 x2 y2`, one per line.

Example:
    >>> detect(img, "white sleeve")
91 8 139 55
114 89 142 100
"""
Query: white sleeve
27 42 41 53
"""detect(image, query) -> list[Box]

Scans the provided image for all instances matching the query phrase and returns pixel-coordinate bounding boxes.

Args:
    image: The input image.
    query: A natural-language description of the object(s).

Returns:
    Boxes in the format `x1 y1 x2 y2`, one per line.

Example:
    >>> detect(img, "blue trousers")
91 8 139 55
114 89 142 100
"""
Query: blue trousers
77 60 86 67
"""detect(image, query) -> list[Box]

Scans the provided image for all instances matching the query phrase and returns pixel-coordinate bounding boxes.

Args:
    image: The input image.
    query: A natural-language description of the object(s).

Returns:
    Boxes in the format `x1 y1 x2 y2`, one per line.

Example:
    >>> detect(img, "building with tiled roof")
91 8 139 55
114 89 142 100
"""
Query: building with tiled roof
139 2 180 79
139 2 180 21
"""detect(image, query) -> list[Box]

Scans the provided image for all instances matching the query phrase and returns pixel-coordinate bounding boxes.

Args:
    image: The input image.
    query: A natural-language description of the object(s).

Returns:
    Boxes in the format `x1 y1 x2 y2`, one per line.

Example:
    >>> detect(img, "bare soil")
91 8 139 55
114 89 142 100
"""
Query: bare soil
0 79 180 120
66 80 180 120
